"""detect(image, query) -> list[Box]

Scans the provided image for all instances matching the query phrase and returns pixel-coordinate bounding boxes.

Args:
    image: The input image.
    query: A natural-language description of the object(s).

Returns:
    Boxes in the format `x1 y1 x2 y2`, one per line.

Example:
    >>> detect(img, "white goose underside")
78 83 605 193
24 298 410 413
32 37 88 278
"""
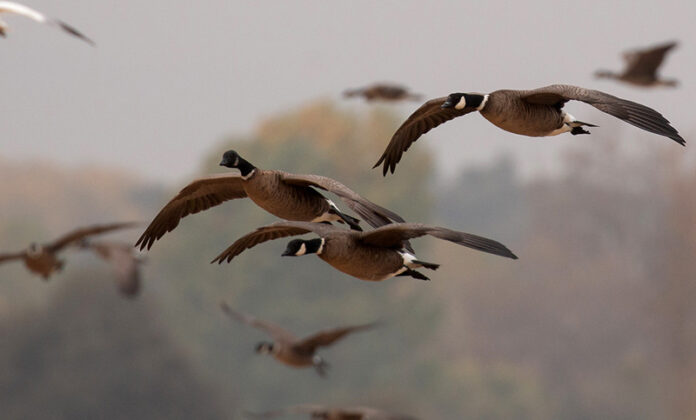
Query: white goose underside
546 111 577 136
385 251 423 279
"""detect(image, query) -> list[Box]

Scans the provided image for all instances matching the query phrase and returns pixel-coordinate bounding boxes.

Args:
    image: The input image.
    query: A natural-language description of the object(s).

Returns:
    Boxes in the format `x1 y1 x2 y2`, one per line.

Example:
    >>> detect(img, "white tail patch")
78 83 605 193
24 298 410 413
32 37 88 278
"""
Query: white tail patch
547 112 576 136
312 199 342 223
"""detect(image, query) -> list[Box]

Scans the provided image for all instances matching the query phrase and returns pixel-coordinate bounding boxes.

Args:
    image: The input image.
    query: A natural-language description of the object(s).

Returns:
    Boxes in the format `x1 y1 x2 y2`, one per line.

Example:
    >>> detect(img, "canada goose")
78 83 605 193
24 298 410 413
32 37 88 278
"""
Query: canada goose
244 404 418 420
374 84 685 175
343 83 422 102
212 221 517 281
80 241 144 297
595 41 678 87
0 222 138 280
136 150 407 251
219 302 375 377
0 1 93 45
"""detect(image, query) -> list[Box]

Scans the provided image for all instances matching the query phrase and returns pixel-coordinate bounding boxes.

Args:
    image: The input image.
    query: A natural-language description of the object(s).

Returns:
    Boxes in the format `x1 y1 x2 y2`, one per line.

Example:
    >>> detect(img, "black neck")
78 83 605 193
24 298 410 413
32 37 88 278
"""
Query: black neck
304 238 324 254
237 157 256 177
463 93 485 109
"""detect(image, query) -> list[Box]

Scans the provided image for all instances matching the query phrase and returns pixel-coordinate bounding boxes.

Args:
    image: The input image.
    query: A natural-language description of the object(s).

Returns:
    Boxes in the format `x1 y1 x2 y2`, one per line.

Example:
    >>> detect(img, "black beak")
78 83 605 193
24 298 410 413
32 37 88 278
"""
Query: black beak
281 249 293 257
219 159 226 166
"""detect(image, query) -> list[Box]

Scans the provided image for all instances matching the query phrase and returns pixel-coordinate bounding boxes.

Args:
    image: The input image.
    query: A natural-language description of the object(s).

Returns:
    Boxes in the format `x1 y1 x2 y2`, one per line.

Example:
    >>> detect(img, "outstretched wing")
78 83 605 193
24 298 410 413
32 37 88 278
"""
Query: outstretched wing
211 221 337 264
0 251 26 265
0 2 94 45
280 173 405 227
374 96 476 175
521 84 684 145
45 222 138 253
622 41 677 79
135 174 247 250
219 302 297 343
87 241 141 297
359 223 517 259
294 322 377 354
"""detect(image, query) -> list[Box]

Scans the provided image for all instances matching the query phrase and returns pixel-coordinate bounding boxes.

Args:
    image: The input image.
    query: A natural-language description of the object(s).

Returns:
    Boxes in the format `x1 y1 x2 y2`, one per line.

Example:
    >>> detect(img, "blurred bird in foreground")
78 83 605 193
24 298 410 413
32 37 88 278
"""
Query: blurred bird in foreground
0 1 94 45
595 41 678 87
343 83 422 102
220 302 375 377
243 404 418 419
79 241 144 298
0 222 137 280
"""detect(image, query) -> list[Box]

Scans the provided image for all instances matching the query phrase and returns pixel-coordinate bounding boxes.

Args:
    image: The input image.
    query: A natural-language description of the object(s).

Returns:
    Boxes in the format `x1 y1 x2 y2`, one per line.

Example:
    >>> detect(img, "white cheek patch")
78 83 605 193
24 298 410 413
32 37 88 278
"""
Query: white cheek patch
233 156 239 166
316 238 325 255
295 243 307 256
454 96 467 110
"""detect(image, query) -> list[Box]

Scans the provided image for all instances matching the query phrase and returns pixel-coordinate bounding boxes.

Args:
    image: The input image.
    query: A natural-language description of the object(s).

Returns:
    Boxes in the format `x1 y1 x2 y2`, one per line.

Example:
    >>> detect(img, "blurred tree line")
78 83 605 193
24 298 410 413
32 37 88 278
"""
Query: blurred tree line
0 100 693 419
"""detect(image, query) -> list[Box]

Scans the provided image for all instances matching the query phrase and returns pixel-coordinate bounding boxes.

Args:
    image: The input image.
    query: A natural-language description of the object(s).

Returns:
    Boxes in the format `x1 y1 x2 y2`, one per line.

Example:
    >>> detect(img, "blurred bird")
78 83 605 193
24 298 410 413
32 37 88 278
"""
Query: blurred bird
0 1 94 45
343 83 422 102
212 221 517 281
136 150 407 251
80 241 144 297
243 404 418 419
0 222 138 280
219 302 375 377
374 84 685 175
595 41 678 87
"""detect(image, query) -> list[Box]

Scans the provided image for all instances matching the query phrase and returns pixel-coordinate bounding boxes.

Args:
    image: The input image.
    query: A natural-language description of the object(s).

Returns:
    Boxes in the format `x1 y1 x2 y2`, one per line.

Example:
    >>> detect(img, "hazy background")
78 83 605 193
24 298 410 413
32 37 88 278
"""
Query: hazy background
1 1 695 419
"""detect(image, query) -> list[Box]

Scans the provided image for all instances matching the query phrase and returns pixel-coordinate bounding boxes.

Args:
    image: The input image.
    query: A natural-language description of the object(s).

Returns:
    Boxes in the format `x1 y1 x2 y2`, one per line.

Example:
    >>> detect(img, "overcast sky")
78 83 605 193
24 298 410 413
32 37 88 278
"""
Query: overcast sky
1 0 694 184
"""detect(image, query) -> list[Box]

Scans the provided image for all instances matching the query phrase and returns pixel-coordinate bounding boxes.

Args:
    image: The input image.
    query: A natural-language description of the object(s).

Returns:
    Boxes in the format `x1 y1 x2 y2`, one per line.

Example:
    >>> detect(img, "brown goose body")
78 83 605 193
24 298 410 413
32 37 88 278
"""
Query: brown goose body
243 170 333 222
22 251 62 279
479 90 568 137
318 235 409 281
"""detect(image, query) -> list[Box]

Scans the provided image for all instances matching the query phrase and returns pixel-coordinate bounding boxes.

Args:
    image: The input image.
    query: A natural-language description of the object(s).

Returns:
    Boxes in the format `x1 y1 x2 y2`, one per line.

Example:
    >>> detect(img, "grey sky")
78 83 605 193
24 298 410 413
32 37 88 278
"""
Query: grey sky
1 0 694 184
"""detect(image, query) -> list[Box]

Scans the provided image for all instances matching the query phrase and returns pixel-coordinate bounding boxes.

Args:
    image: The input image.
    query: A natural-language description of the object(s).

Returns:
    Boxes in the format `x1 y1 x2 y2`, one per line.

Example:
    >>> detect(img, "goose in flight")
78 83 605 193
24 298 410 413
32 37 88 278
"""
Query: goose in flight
80 241 144 297
374 84 684 175
344 83 422 102
220 302 375 377
212 221 517 282
0 1 93 45
136 150 407 251
0 222 137 280
595 41 678 87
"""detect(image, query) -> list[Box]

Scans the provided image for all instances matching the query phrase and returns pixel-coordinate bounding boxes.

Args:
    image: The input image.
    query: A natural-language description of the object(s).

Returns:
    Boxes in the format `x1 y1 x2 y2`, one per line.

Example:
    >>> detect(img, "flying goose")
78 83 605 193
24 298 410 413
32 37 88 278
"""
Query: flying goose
595 41 678 87
0 222 138 280
0 1 94 45
374 84 685 175
136 150 407 251
212 221 517 281
244 404 418 420
343 83 422 102
80 241 144 297
220 302 375 376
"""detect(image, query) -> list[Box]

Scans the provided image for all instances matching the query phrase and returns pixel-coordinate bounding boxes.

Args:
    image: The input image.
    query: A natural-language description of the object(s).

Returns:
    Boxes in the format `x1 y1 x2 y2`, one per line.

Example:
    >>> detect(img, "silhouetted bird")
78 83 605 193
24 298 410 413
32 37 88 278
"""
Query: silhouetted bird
595 41 678 87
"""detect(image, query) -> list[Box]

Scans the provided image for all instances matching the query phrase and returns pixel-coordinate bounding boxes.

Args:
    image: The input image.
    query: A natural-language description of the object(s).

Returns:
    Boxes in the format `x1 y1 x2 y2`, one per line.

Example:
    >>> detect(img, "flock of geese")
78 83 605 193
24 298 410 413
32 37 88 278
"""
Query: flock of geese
0 2 687 419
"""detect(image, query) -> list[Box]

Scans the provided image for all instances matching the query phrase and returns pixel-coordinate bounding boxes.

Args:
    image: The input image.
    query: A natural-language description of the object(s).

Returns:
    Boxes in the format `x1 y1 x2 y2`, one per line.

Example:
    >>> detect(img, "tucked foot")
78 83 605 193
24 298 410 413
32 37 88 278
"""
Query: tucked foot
571 126 591 135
